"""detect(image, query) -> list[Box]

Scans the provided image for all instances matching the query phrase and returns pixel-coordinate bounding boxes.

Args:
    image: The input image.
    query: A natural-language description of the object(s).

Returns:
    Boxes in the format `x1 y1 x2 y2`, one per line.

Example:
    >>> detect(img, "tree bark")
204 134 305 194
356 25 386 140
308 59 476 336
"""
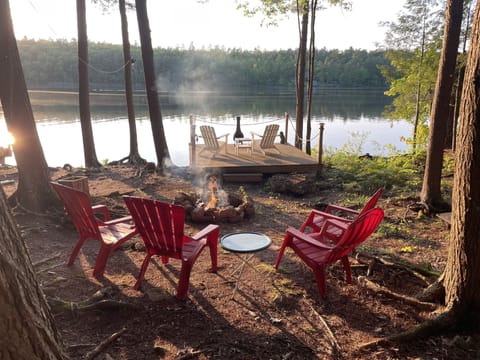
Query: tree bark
119 0 145 165
294 3 308 150
77 0 101 168
0 186 67 359
305 0 317 156
444 0 480 325
135 0 170 171
0 0 58 212
421 0 463 211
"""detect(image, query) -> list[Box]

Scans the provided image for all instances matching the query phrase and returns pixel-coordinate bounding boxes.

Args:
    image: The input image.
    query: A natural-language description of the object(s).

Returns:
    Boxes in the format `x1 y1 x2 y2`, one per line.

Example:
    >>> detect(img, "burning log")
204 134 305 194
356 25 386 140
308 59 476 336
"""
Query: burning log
174 180 255 223
205 176 218 210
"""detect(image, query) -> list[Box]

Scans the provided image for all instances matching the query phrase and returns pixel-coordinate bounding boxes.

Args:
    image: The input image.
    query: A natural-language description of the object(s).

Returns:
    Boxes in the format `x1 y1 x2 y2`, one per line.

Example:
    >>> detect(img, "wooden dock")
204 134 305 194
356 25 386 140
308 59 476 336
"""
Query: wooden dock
189 143 320 182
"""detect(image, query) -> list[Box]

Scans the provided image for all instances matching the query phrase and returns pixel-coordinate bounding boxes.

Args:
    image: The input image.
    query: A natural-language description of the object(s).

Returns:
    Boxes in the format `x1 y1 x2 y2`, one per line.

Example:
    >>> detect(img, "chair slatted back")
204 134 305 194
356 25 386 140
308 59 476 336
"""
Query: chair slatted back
200 125 220 151
358 188 384 216
123 196 185 259
51 182 102 240
260 124 280 149
327 208 384 263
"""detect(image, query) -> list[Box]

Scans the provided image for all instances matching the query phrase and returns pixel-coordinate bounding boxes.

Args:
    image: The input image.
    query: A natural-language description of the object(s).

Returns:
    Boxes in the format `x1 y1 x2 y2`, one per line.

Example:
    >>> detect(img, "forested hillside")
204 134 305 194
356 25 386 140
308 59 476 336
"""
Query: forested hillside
17 39 390 92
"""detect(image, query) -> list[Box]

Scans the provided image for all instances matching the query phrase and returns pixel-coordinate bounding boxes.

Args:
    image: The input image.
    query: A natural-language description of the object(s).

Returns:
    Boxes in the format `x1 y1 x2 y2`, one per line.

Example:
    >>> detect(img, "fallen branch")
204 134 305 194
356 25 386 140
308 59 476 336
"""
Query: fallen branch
358 276 439 311
84 327 127 360
305 301 341 354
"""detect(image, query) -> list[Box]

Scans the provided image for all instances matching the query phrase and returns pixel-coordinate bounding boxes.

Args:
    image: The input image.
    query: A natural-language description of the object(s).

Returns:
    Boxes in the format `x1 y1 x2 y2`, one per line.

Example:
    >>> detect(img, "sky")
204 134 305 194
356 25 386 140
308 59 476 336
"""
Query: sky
9 0 406 51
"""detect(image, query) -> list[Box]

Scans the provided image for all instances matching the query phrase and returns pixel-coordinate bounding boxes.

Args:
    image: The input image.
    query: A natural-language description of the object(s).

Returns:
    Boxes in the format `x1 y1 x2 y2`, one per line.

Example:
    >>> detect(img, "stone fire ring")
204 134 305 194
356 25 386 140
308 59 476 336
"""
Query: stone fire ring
174 191 255 223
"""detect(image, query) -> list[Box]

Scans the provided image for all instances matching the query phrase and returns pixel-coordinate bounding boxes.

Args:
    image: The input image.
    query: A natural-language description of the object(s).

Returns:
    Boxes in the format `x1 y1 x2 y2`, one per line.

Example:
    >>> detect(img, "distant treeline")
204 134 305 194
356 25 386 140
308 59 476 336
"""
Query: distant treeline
17 39 390 93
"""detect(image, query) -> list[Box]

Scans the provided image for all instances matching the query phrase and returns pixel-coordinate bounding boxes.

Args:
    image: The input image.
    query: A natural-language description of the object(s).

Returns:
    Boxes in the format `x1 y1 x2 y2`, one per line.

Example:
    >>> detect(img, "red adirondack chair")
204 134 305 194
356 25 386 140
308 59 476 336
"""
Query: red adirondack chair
300 188 383 241
51 182 138 276
123 196 219 300
274 207 384 298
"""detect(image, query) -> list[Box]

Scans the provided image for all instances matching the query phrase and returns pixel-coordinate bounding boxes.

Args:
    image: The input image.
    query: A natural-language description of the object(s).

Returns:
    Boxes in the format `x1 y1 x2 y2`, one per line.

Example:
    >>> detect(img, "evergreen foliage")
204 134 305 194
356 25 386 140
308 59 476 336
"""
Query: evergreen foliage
17 39 390 92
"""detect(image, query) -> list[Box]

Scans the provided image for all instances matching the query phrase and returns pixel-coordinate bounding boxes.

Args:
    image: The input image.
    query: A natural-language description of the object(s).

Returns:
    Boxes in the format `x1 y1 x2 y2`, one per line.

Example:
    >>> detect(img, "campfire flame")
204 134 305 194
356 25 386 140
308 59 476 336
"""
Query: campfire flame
205 176 217 210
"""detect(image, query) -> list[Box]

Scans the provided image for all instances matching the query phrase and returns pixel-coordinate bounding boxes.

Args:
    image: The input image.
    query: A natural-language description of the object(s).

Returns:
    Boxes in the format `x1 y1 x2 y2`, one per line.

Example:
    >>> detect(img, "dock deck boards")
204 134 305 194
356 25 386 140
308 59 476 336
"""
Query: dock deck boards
189 143 320 176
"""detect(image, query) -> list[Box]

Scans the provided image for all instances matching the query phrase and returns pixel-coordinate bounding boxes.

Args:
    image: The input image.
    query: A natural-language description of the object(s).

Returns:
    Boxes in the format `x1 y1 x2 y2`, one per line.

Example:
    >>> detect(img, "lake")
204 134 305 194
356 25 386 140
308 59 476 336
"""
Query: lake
0 89 411 167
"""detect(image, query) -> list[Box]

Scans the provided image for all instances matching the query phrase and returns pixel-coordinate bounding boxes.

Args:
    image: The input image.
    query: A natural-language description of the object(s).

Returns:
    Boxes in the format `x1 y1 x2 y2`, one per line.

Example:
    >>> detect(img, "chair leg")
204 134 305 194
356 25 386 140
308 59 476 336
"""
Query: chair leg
208 239 218 273
177 261 193 300
67 237 87 266
274 234 291 269
134 254 153 290
93 243 114 277
313 265 327 298
208 230 219 272
341 256 352 283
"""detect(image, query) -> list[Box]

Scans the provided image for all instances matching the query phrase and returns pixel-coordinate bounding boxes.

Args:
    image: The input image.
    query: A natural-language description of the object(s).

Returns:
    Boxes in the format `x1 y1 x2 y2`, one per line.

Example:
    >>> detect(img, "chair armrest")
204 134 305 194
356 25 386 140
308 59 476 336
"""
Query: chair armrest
286 227 333 250
301 209 352 232
191 224 220 241
217 133 229 141
251 131 263 140
310 209 354 222
319 218 349 235
104 215 134 226
324 204 360 216
92 204 111 221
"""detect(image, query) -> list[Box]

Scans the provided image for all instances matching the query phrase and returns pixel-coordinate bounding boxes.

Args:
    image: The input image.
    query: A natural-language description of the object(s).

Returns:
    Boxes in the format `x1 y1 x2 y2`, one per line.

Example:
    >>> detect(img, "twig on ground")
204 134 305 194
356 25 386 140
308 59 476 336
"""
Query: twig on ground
84 327 127 360
36 262 65 274
174 349 203 360
32 252 62 268
47 297 142 314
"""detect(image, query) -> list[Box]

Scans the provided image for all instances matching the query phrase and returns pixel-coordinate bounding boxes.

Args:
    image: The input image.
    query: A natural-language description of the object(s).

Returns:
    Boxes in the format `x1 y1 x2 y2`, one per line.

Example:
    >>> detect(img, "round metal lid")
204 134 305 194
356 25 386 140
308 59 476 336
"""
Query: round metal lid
220 232 272 253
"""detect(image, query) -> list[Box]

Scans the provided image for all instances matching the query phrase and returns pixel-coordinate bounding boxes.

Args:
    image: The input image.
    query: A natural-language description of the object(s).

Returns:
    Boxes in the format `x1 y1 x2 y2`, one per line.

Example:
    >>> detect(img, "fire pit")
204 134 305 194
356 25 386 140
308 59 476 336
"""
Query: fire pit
174 176 255 223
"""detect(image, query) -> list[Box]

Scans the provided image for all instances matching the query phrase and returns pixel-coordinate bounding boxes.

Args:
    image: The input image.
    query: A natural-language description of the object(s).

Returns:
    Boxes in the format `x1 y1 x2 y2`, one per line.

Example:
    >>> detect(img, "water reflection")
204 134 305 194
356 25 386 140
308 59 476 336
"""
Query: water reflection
0 90 410 167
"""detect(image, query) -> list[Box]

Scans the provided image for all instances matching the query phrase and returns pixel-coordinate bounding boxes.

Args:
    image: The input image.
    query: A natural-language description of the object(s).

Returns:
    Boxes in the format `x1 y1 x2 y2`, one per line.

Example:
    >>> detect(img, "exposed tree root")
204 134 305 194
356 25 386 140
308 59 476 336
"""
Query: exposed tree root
356 251 441 278
84 327 127 360
355 310 455 354
416 272 445 303
48 298 141 314
109 153 147 166
47 287 142 314
358 276 439 312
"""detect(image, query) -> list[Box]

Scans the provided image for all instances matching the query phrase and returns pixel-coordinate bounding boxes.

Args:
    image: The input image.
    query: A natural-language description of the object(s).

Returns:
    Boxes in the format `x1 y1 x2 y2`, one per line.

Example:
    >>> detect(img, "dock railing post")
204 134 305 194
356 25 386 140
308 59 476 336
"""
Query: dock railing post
284 112 289 144
316 123 324 178
190 115 196 167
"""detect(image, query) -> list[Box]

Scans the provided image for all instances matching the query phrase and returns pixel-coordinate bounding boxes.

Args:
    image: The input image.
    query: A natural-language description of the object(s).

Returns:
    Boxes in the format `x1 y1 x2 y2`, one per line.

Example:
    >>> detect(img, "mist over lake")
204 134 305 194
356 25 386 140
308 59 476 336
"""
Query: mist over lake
0 90 411 168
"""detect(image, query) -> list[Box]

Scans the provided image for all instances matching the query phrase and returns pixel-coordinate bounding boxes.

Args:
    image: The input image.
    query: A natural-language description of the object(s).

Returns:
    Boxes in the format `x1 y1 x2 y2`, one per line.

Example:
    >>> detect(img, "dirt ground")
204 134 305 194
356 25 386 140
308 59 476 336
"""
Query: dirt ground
2 164 480 360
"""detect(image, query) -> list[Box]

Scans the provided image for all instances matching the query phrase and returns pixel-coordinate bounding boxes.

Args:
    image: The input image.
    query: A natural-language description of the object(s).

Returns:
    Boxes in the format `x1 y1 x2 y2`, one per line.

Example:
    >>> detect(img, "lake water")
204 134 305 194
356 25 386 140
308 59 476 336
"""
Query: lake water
0 90 411 167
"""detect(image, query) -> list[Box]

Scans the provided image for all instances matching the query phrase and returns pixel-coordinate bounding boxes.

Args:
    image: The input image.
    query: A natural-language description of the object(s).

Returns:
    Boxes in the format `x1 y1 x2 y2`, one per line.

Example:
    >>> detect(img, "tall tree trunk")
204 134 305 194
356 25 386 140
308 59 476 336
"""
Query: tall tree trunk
412 17 427 154
421 0 463 212
119 0 145 165
444 0 480 325
0 187 67 359
305 0 317 156
295 3 308 150
135 0 170 171
0 0 58 212
77 0 100 168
